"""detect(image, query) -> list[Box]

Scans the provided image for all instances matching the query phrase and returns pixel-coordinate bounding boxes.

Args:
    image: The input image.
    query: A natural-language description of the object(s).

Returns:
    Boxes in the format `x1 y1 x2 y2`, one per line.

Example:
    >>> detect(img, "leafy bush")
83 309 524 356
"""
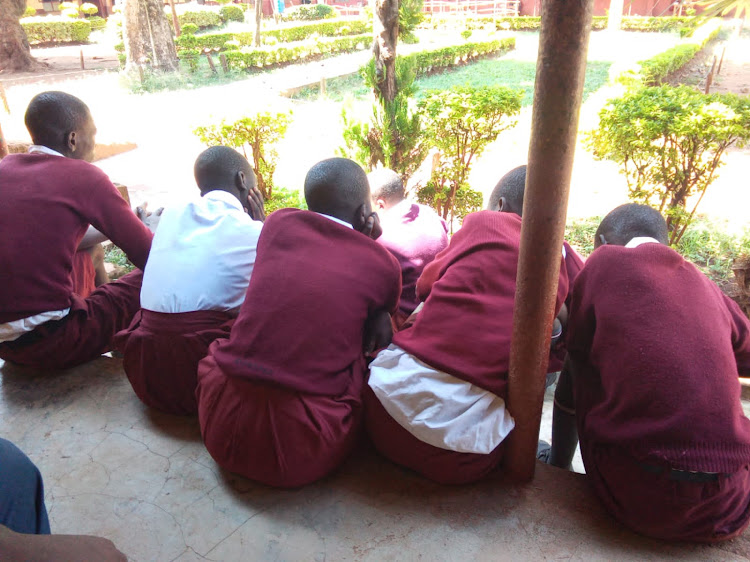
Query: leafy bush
281 4 335 22
340 57 427 182
88 16 106 31
220 5 245 23
224 34 369 71
23 6 37 17
588 86 750 245
21 17 92 44
181 23 199 36
178 10 223 30
194 112 292 200
399 0 424 39
80 2 98 16
417 85 523 223
59 1 78 16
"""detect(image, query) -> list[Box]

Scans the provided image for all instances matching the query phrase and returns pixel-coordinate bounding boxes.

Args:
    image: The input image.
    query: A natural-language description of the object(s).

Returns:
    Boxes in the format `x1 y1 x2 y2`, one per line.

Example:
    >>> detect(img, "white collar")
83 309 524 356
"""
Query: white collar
202 189 245 212
316 212 353 229
28 145 65 158
625 237 661 249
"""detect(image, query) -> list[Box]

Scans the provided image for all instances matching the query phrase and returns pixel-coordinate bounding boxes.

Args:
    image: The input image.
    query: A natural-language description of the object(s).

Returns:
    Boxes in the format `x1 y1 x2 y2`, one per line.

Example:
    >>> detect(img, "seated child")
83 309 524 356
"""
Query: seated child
115 147 265 415
368 169 448 329
545 203 750 542
486 164 585 373
195 157 402 487
365 192 569 485
0 92 153 370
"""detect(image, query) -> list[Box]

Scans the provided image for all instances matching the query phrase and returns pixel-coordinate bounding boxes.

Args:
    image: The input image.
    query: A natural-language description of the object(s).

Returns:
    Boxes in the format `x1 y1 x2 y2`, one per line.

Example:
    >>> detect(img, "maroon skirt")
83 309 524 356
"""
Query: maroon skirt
363 386 505 485
115 309 235 416
196 347 365 488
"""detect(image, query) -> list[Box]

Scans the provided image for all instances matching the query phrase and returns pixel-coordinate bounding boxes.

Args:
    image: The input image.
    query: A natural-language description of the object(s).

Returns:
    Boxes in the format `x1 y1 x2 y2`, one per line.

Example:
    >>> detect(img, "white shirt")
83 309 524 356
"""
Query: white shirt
368 345 516 455
625 236 661 248
0 145 69 343
140 190 263 313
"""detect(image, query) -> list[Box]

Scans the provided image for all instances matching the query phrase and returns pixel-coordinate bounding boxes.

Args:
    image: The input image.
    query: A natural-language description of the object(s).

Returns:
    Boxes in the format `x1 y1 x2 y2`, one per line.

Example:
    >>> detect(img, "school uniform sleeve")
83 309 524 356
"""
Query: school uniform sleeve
79 166 153 270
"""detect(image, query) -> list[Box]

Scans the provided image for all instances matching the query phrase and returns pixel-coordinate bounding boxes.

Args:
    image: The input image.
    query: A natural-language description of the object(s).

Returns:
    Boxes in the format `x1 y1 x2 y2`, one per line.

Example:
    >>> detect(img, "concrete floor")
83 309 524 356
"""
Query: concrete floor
2 356 750 561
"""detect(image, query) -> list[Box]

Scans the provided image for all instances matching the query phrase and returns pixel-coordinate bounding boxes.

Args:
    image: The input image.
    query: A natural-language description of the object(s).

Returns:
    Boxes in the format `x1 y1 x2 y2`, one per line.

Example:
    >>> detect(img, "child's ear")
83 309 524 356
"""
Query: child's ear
236 170 247 192
67 131 77 154
497 196 507 213
376 197 387 211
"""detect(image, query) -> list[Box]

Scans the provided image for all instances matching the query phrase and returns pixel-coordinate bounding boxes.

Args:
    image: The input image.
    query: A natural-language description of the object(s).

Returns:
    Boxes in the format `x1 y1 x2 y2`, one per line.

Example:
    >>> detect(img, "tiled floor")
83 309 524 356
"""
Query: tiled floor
1 356 749 561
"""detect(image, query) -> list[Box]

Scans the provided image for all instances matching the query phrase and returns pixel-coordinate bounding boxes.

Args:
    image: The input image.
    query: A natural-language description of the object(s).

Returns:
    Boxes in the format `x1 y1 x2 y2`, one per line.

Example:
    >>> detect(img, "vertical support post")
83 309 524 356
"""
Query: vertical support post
80 48 85 69
169 0 181 37
705 55 717 94
717 46 726 75
504 0 594 482
0 121 8 160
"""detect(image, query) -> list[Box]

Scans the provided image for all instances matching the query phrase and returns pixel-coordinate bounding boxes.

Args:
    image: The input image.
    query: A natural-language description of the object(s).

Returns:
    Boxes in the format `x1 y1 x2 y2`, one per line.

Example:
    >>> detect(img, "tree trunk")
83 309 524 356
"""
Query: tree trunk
255 0 262 47
607 0 623 30
373 0 399 104
123 0 179 72
0 0 46 73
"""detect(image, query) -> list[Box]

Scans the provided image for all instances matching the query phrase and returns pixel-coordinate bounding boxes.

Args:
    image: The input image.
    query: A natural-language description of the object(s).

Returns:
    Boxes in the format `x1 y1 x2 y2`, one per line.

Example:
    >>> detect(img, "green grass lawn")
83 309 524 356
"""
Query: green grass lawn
292 57 612 105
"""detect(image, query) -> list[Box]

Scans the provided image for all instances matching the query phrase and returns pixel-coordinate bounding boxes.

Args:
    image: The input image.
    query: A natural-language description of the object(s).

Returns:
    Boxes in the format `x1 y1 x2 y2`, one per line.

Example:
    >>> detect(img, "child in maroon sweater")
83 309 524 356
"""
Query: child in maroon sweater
546 203 750 542
365 196 569 485
196 158 402 487
0 92 154 370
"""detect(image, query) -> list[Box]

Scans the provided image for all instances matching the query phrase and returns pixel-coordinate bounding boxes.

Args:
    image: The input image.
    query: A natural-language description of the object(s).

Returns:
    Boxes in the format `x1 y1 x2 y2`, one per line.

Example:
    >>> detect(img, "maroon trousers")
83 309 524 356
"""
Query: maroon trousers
115 309 235 416
196 348 365 488
582 443 750 542
363 386 504 485
0 271 143 370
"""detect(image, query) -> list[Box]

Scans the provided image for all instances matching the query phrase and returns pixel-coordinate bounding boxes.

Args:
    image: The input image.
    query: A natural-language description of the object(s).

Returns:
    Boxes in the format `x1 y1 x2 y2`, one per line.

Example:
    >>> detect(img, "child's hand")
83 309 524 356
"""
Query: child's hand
246 185 266 222
361 212 383 240
363 309 393 355
136 202 164 233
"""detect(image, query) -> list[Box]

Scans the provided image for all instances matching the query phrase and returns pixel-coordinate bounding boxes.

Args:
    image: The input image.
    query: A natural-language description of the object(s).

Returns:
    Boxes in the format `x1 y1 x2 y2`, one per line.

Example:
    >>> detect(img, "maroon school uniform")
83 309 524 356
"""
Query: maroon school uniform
548 241 585 372
365 210 569 484
0 154 152 369
196 209 401 487
567 242 750 541
377 201 448 329
71 250 97 298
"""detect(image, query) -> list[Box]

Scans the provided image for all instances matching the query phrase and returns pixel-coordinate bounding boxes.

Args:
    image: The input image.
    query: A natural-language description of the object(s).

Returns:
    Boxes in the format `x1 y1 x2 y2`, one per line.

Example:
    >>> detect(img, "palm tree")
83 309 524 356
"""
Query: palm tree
697 0 749 30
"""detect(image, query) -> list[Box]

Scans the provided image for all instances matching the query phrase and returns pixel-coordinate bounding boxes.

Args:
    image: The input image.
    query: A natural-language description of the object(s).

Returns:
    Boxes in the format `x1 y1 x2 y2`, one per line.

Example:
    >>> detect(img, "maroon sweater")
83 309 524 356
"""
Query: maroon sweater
568 243 750 473
212 208 402 396
0 154 153 324
394 210 569 397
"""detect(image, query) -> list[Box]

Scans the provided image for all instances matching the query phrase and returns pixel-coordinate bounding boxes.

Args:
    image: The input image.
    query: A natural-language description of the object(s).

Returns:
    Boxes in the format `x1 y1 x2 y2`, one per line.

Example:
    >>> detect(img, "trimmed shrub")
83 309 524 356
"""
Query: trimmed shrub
281 4 336 21
80 2 99 15
220 5 244 22
178 10 223 30
181 23 200 35
24 6 37 17
224 34 369 70
88 16 106 31
438 14 694 33
21 17 92 44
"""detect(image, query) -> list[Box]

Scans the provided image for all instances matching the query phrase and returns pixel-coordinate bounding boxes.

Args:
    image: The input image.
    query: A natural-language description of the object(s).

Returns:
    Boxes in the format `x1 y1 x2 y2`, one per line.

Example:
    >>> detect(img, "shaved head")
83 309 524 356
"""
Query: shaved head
25 91 96 161
368 168 404 209
487 165 526 216
596 203 669 247
194 146 255 194
304 158 371 226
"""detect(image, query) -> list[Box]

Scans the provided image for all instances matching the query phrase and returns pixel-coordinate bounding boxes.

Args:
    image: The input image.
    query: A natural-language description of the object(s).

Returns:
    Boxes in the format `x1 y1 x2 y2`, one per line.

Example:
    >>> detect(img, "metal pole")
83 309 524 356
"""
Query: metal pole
504 0 594 482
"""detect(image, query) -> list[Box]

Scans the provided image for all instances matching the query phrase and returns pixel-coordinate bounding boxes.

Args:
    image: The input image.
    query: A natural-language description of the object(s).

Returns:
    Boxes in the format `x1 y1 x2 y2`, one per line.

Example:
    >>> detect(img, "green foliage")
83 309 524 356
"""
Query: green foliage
194 112 292 200
399 0 424 38
697 0 750 20
21 17 92 44
181 23 200 36
461 29 472 40
80 2 98 16
417 85 523 223
220 5 245 22
588 86 750 245
23 6 37 17
281 4 336 22
224 34 369 71
88 16 106 31
59 1 79 17
564 217 600 257
340 57 427 181
436 14 694 33
265 187 308 214
103 245 134 273
175 20 370 56
178 10 223 30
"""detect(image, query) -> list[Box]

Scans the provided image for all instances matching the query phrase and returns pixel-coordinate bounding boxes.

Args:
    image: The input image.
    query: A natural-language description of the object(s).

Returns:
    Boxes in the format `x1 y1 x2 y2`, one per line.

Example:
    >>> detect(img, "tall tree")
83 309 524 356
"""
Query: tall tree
0 0 46 73
373 0 399 104
123 0 179 72
255 0 262 47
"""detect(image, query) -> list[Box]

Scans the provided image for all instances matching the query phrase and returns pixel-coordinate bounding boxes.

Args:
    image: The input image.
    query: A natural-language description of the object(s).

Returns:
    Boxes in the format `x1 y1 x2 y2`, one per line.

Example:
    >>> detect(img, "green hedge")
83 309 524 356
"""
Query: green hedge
178 10 223 30
224 34 369 71
360 37 515 79
280 4 336 22
220 5 244 23
176 19 370 54
635 19 721 85
21 17 91 44
436 15 695 33
88 15 106 31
